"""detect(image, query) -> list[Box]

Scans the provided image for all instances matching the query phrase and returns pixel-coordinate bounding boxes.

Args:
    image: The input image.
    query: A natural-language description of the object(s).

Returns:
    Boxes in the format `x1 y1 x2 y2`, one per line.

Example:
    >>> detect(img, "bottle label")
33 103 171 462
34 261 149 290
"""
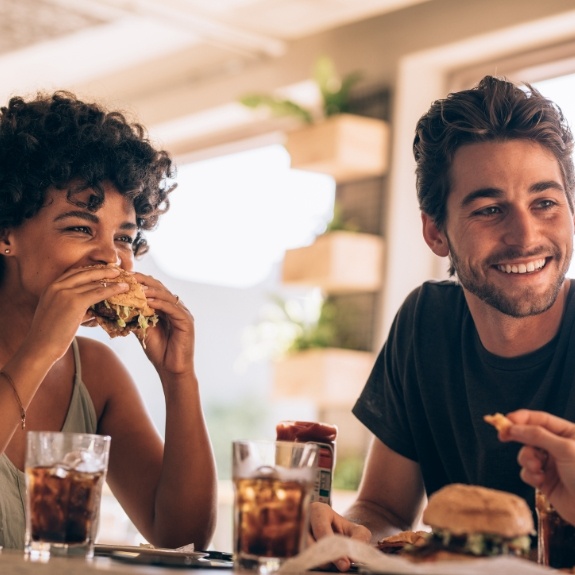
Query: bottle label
275 420 338 506
311 442 334 505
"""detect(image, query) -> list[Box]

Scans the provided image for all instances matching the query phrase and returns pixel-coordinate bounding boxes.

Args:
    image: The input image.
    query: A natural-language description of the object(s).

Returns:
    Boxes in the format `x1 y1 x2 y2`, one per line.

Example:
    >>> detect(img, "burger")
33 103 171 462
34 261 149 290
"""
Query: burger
88 265 158 343
400 483 534 562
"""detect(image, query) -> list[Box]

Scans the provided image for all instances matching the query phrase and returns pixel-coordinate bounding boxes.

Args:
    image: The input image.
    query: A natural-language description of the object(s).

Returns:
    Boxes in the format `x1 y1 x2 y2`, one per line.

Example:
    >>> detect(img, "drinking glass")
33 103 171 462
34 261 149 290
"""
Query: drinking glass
232 439 318 574
536 488 575 569
24 431 111 560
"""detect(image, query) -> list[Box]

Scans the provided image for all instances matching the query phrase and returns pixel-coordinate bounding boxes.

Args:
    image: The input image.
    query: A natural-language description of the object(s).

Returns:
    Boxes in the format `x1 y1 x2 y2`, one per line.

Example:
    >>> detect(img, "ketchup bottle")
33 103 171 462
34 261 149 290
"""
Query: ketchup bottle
276 420 338 505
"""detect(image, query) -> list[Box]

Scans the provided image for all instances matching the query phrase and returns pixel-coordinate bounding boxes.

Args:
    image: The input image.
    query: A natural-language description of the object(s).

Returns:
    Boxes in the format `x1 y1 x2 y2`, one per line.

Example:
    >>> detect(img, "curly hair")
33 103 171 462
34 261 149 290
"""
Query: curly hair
413 75 575 231
0 90 176 256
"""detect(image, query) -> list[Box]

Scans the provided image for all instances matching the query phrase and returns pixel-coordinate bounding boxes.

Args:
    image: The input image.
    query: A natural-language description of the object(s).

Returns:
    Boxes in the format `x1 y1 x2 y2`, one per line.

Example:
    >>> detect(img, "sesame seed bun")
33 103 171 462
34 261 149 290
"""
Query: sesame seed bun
423 483 533 538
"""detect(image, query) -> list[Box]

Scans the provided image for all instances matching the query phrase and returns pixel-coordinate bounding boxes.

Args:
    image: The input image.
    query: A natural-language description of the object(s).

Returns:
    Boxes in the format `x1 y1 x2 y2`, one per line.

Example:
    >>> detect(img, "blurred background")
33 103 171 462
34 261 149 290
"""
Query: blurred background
4 0 575 550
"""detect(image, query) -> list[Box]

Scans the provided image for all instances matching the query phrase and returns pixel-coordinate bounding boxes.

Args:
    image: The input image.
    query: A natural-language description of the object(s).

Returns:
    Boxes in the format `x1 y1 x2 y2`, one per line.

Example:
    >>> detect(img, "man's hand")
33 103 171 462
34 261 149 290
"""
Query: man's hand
309 502 371 572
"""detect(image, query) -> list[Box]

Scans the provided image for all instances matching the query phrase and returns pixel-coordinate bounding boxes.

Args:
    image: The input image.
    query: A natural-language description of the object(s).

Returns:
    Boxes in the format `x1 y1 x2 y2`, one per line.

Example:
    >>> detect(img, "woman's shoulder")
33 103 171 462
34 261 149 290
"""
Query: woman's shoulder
74 336 134 395
76 334 115 349
75 335 122 364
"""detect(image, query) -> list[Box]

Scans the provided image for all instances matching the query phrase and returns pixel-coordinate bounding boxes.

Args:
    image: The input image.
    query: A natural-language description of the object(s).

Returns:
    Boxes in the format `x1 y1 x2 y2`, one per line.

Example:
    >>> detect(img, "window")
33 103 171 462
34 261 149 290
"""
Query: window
149 144 336 475
532 73 575 278
149 144 335 288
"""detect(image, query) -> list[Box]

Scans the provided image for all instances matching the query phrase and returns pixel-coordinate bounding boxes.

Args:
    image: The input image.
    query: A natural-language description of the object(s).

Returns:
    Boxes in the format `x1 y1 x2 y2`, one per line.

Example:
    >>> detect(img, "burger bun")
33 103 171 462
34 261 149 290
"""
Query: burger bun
423 483 533 538
87 264 157 340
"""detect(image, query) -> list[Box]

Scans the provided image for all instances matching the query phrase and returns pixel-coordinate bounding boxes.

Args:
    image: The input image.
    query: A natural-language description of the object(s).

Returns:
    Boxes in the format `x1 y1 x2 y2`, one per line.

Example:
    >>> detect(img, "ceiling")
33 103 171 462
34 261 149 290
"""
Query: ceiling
0 0 432 151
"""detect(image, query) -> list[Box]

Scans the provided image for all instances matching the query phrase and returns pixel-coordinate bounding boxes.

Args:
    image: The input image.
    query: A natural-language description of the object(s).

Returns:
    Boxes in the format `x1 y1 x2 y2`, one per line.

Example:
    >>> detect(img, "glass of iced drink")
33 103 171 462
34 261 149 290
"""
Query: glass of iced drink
24 431 111 560
232 439 318 574
536 488 575 569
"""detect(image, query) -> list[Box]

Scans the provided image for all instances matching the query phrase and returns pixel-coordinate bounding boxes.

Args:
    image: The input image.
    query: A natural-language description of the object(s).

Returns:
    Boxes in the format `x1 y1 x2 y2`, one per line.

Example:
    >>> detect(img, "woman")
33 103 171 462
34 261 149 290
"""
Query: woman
0 91 217 549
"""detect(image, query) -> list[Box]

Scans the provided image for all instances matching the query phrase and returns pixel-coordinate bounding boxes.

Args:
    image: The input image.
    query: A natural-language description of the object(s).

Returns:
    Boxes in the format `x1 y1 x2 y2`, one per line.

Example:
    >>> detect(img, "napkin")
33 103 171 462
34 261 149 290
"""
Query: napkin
278 535 558 574
140 542 195 553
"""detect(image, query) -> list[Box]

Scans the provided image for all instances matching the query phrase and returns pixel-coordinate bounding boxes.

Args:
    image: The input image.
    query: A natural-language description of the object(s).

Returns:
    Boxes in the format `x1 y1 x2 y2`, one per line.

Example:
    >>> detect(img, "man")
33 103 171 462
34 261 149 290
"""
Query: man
309 75 575 571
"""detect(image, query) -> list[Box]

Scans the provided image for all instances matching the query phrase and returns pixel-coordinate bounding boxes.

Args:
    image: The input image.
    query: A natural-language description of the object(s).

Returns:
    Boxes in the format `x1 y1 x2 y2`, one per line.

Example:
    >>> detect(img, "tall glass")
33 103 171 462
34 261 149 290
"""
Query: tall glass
536 488 575 569
25 431 111 560
232 440 318 574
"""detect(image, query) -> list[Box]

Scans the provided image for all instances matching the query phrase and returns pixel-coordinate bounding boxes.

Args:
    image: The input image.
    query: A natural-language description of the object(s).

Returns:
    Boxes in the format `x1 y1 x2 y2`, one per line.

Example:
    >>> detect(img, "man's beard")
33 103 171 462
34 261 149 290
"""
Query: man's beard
447 239 570 318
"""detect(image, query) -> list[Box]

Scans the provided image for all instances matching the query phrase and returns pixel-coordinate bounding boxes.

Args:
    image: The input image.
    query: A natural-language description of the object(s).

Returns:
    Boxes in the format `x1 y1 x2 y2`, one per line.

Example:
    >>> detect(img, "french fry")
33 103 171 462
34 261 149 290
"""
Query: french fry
484 412 513 432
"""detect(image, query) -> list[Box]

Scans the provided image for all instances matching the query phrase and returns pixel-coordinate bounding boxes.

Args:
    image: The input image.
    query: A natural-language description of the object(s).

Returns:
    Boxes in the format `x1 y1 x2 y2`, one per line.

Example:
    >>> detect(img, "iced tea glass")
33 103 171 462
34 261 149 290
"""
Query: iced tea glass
25 431 111 560
232 440 318 574
536 488 575 569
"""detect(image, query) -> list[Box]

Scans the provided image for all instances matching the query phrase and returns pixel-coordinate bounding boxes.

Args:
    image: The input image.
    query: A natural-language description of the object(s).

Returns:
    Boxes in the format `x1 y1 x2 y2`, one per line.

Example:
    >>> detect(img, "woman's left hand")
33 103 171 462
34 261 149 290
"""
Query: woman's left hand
133 273 195 376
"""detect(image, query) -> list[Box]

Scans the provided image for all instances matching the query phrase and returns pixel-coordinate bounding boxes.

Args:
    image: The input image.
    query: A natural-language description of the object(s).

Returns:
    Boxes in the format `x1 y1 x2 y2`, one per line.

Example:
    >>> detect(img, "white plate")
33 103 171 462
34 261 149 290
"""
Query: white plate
94 543 207 558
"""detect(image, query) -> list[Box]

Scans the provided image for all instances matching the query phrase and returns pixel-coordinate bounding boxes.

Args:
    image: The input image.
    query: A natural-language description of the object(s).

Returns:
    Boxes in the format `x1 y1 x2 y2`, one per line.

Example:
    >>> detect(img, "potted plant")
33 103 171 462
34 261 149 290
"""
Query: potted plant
240 57 389 182
281 203 385 294
272 294 375 408
242 292 375 409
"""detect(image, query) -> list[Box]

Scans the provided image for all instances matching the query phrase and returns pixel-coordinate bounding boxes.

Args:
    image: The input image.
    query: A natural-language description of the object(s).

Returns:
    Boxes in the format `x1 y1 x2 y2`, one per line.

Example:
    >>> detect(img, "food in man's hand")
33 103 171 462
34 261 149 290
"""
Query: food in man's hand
484 412 513 432
88 265 158 342
401 483 533 562
377 530 428 554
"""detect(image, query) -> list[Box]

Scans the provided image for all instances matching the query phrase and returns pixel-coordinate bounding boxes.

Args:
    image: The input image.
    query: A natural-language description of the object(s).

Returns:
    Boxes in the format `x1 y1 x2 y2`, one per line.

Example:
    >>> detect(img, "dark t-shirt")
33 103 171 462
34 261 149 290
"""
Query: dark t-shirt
352 279 575 512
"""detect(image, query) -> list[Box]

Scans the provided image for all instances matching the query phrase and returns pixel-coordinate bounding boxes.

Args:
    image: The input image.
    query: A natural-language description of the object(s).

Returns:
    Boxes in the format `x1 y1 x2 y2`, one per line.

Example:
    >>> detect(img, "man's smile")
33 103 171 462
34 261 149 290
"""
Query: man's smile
496 258 547 274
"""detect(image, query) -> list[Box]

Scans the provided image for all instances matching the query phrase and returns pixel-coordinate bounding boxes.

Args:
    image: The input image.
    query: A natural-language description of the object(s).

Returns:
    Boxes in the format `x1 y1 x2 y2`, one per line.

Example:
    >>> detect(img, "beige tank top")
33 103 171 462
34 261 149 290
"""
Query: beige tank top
0 338 97 548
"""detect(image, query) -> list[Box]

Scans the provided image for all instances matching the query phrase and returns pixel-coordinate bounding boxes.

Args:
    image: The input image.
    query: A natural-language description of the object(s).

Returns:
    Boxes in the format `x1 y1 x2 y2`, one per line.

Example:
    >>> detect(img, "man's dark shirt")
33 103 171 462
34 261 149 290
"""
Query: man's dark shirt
353 279 575 513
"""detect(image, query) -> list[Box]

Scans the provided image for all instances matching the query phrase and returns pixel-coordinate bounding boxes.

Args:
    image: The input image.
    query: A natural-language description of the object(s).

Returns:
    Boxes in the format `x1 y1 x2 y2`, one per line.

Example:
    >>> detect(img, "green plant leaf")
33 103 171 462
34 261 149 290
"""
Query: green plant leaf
239 56 363 122
239 94 313 124
324 203 361 233
313 56 339 96
313 56 363 117
326 71 363 116
333 455 365 491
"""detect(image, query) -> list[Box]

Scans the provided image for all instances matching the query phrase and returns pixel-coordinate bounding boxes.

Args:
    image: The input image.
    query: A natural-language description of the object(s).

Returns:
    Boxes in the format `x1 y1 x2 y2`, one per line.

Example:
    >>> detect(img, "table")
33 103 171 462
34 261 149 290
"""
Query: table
0 549 228 575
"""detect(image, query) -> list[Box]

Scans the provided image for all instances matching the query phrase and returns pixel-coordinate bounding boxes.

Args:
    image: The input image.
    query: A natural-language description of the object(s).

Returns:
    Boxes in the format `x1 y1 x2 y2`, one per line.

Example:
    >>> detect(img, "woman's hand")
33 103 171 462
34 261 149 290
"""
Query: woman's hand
133 273 195 376
26 266 129 363
500 409 575 525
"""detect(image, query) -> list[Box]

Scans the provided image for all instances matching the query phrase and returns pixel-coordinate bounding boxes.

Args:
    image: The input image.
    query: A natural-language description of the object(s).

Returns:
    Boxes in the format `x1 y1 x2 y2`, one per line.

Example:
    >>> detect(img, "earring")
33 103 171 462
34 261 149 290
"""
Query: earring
3 249 9 254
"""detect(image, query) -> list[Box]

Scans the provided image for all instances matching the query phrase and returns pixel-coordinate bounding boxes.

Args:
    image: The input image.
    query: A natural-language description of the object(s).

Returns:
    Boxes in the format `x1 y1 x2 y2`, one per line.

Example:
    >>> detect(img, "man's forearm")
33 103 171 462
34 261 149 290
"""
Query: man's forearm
344 499 422 544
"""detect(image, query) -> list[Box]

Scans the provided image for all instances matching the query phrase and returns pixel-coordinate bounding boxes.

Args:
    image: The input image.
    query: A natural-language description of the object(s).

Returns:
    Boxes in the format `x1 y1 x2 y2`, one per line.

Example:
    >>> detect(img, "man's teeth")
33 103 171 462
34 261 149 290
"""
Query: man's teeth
497 258 546 274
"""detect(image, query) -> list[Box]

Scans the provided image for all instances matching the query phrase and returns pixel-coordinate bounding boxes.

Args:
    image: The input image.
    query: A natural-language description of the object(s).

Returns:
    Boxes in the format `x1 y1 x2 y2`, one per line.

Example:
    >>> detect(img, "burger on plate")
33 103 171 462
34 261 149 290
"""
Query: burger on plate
88 265 158 343
401 483 533 562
